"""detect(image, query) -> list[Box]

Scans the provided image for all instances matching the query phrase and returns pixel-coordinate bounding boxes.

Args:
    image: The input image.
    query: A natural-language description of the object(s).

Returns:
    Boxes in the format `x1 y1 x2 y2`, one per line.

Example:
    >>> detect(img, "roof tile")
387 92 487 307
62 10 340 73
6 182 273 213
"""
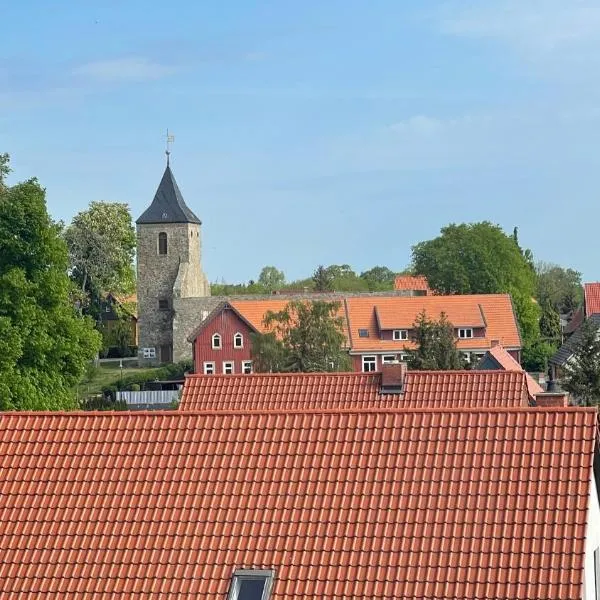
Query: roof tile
585 283 600 316
1 408 594 599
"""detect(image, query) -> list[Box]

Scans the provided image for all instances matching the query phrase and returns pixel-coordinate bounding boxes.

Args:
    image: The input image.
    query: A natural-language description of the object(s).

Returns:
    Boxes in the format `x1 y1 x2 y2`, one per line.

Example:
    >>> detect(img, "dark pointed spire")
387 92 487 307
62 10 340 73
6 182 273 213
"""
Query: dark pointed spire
136 164 201 225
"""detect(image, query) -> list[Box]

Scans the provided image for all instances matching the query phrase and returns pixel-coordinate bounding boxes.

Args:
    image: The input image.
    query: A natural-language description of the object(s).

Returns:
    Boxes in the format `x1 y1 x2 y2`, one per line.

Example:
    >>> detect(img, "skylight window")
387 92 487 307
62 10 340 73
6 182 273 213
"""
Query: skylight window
358 329 369 338
228 570 275 600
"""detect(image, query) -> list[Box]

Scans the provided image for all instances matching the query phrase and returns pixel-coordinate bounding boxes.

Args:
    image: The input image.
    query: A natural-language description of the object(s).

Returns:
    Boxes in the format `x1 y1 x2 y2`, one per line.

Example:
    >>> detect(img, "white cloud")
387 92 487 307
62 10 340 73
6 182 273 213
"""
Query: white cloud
436 0 600 54
72 57 178 82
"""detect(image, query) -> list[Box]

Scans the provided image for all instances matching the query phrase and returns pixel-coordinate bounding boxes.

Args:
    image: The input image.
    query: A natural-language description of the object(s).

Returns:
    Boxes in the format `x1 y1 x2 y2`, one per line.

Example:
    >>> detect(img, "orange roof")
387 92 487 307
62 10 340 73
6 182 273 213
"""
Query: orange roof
230 298 350 342
0 408 594 599
394 275 430 291
180 370 531 411
347 294 521 351
585 283 600 316
484 345 544 397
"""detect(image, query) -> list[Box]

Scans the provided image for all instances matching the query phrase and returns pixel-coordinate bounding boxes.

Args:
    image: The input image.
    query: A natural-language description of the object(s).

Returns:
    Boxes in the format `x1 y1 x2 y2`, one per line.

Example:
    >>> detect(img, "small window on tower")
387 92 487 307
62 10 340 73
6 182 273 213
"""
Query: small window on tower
158 232 168 255
158 299 169 311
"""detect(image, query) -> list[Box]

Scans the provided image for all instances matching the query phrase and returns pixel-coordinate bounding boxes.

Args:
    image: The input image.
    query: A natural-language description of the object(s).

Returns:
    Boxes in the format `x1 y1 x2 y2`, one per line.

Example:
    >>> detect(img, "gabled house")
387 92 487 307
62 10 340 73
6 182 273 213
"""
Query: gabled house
393 275 430 295
345 293 521 372
180 367 533 410
0 407 598 599
98 292 138 356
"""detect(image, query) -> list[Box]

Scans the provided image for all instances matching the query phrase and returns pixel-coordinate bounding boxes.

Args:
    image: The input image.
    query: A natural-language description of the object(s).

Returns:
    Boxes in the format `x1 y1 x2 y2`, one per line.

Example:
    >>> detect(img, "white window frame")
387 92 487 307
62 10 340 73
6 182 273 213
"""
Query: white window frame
142 347 156 359
382 355 397 364
392 329 408 341
242 360 253 374
233 332 244 349
362 355 377 372
203 362 215 375
212 333 222 349
227 569 275 600
458 328 473 339
223 361 234 375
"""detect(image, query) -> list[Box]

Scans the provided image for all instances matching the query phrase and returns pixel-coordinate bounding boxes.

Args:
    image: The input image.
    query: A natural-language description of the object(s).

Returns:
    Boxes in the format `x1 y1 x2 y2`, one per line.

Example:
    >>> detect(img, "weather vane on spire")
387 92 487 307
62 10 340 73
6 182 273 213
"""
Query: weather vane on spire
165 129 175 166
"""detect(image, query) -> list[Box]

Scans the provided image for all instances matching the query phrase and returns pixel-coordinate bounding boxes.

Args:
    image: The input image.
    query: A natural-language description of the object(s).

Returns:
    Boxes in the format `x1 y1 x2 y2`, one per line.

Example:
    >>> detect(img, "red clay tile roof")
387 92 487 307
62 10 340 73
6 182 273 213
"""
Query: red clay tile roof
394 275 430 291
180 370 531 411
484 345 544 397
0 408 595 599
347 294 521 351
585 283 600 316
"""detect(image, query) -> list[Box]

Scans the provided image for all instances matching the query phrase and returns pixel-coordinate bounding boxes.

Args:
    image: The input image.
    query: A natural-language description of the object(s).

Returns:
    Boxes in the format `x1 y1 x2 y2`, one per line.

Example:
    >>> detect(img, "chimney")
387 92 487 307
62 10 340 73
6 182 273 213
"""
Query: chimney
535 392 569 407
380 363 406 394
490 339 501 348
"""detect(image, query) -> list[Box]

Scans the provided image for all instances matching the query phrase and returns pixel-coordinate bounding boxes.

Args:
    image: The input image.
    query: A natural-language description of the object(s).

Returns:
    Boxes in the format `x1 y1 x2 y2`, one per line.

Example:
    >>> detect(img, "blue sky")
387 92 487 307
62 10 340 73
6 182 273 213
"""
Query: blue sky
3 1 600 283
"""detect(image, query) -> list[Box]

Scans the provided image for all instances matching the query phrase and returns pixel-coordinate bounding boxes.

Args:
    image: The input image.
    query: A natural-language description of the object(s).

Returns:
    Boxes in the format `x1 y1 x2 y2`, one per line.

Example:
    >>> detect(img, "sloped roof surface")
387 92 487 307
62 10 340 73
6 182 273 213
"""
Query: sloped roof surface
551 314 600 366
136 165 201 225
481 345 544 396
180 370 531 411
347 294 521 351
585 283 600 316
0 408 594 599
394 275 430 291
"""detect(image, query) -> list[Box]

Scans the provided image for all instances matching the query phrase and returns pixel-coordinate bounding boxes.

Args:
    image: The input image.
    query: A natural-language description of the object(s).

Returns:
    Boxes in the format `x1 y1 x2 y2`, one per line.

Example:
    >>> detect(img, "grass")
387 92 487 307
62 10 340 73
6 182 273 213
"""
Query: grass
76 363 160 399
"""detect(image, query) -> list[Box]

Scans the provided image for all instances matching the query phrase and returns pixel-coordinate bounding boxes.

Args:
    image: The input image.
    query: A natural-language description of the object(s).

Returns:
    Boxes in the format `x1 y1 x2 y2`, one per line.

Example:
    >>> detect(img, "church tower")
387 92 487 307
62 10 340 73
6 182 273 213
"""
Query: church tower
136 160 210 364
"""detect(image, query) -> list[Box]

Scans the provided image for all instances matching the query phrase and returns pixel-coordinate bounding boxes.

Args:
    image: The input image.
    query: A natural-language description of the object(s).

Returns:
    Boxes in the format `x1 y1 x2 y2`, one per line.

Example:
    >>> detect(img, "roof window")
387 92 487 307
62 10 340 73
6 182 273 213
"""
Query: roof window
358 329 369 338
228 570 275 600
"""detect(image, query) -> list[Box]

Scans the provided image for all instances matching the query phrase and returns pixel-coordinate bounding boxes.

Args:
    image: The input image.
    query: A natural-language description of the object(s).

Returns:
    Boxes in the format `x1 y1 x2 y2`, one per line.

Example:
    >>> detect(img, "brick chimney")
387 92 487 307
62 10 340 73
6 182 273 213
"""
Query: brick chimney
535 392 569 407
380 363 406 394
490 339 501 348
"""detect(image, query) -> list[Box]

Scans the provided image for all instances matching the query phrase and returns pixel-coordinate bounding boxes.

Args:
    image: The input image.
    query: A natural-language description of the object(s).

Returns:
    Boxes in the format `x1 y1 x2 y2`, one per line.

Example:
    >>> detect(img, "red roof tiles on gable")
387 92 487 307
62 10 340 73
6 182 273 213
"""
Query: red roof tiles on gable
180 370 532 411
394 275 430 292
485 345 544 397
585 283 600 316
0 408 595 599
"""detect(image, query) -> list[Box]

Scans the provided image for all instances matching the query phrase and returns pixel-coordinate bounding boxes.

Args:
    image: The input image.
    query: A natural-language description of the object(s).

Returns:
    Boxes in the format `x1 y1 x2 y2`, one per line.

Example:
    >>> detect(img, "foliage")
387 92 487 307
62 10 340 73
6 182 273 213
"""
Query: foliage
521 339 555 373
412 222 540 344
0 153 9 189
536 262 583 315
312 265 334 292
539 300 561 343
403 310 465 370
101 319 135 358
0 156 101 410
251 300 351 372
359 266 396 291
258 266 285 292
561 318 600 405
64 201 136 309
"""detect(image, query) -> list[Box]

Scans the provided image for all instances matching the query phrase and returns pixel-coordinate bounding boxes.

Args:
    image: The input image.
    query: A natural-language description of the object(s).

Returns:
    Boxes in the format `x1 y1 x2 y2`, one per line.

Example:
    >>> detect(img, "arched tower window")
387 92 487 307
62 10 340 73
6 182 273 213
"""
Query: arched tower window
158 232 168 255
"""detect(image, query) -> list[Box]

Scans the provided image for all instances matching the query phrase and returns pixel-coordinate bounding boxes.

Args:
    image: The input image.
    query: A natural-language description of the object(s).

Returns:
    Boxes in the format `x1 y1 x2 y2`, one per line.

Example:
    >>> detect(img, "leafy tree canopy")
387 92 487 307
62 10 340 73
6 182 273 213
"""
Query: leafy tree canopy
403 310 465 370
359 265 396 291
312 265 334 292
64 202 136 308
535 262 583 315
251 300 351 372
0 155 101 409
412 222 540 344
258 266 285 292
562 318 600 406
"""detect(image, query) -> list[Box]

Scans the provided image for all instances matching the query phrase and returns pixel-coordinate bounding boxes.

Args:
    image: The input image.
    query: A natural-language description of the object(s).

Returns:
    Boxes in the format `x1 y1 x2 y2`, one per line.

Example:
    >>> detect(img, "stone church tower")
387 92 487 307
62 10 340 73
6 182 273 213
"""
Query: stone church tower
136 161 210 364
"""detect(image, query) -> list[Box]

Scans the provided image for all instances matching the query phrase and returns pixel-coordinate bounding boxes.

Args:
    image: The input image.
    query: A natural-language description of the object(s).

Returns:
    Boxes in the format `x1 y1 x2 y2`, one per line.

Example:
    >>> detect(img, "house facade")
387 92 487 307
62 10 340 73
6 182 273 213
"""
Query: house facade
188 293 522 375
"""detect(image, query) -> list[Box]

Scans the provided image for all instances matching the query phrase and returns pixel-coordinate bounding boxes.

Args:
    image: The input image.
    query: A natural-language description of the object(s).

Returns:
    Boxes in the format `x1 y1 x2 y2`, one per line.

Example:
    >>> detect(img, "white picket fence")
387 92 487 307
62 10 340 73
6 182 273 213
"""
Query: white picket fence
116 389 180 407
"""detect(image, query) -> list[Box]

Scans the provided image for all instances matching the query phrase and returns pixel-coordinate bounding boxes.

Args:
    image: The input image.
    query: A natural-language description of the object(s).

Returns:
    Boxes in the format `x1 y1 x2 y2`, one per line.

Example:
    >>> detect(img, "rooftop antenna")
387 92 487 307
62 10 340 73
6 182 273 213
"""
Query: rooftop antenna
165 129 175 166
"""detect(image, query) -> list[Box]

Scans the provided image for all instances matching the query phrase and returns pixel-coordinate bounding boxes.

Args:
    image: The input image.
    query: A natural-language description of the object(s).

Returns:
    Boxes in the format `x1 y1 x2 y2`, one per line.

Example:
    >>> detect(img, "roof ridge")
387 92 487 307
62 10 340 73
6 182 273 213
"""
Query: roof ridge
2 406 595 418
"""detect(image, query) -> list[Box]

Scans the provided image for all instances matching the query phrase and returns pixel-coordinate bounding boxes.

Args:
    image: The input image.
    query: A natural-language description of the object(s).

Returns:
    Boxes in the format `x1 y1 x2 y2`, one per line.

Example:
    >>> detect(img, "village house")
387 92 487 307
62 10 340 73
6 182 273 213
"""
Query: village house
179 366 542 411
393 274 430 295
187 293 522 376
0 406 597 599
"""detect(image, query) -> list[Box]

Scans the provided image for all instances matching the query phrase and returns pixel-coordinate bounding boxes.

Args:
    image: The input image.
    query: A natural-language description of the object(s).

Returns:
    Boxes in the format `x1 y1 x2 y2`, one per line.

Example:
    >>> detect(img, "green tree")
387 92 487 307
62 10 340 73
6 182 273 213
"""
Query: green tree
312 265 333 292
539 300 561 343
359 266 396 291
562 318 600 405
251 300 351 372
0 153 9 189
64 202 136 309
412 222 540 345
536 262 583 315
0 156 101 410
521 339 555 373
258 266 285 292
404 310 465 370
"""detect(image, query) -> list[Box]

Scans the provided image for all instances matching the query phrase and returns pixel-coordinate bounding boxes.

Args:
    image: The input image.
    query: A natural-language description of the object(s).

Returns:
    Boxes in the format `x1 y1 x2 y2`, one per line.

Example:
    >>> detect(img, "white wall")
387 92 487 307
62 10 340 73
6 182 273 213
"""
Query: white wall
582 474 600 600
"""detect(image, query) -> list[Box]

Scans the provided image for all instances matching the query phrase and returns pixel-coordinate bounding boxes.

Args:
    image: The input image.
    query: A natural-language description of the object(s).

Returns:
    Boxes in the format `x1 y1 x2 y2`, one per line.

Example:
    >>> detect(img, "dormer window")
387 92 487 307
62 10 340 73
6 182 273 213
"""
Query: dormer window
233 332 244 349
393 329 408 341
228 569 275 600
458 328 473 339
212 333 222 349
158 232 168 255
